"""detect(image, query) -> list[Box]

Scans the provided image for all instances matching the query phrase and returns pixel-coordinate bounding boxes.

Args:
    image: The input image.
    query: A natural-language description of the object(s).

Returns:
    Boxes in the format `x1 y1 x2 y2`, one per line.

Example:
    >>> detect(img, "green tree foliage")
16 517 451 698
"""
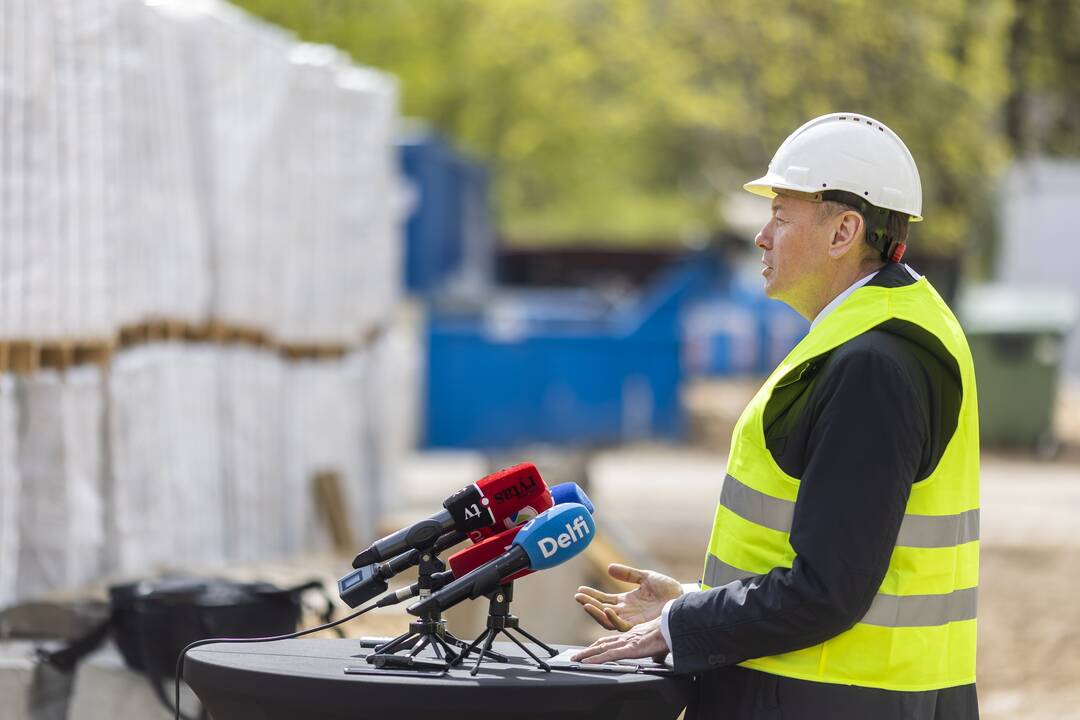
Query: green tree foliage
231 0 1070 253
1005 0 1080 157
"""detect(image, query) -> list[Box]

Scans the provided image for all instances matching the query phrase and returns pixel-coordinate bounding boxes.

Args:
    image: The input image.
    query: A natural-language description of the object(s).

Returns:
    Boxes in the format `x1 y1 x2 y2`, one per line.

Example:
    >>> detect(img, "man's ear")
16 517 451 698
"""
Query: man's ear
828 209 864 259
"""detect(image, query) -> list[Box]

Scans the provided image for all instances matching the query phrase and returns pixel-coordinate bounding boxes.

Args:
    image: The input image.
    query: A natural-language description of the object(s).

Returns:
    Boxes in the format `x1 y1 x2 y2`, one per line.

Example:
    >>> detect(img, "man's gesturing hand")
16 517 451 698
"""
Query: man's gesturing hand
574 563 683 632
571 617 669 664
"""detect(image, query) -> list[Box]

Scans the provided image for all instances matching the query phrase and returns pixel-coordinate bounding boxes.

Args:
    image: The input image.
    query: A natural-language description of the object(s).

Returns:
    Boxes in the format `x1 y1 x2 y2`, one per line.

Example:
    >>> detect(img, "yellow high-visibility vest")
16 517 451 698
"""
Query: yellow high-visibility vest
703 276 979 691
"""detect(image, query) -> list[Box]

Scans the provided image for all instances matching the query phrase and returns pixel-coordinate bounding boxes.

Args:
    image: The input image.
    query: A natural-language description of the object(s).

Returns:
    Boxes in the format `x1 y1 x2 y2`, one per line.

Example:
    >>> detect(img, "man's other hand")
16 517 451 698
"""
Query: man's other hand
570 617 669 664
574 563 683 631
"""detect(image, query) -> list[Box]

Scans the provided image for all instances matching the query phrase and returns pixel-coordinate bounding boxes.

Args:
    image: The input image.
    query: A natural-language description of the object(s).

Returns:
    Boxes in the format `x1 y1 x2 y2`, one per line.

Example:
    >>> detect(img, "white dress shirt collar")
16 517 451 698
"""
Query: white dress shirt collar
809 264 921 331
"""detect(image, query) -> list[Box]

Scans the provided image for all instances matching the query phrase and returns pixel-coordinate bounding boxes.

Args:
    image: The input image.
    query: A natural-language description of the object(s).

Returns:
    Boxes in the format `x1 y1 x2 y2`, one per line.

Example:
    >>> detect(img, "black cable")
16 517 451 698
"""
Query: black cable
173 598 380 720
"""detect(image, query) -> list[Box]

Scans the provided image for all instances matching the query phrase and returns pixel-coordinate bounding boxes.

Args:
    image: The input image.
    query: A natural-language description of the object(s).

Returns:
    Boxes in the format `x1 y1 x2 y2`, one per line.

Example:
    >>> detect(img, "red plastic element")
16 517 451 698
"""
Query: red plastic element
890 242 907 263
469 463 553 542
449 526 531 583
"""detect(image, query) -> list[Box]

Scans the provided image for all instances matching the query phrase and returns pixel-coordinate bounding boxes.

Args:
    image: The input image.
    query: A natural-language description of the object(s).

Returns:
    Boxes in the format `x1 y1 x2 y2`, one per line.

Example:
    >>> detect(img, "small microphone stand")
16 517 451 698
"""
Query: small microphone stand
366 550 506 670
451 582 558 676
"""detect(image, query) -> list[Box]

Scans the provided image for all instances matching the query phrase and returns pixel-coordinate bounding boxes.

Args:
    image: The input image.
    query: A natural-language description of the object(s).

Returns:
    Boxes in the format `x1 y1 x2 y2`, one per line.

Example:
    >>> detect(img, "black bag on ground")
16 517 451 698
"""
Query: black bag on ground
41 576 336 718
109 577 319 677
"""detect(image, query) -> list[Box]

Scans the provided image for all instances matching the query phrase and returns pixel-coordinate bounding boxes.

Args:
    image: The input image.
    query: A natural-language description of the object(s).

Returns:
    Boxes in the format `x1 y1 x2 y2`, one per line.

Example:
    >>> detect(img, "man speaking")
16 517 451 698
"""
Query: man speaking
572 113 980 719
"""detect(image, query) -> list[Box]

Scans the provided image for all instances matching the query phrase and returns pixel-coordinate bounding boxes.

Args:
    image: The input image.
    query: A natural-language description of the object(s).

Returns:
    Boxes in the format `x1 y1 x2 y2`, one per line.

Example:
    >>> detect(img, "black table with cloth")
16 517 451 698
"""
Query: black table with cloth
185 638 692 719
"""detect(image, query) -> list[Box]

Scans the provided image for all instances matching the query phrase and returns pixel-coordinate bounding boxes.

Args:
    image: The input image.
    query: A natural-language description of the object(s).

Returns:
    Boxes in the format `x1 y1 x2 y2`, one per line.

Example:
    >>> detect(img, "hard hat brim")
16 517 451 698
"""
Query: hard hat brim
743 172 806 199
743 173 923 222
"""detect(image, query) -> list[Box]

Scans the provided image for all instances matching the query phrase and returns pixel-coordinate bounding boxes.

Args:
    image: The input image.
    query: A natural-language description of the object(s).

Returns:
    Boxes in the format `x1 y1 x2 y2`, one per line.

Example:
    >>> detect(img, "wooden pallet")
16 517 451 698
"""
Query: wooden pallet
0 339 116 375
1 317 384 375
280 343 348 362
118 318 199 347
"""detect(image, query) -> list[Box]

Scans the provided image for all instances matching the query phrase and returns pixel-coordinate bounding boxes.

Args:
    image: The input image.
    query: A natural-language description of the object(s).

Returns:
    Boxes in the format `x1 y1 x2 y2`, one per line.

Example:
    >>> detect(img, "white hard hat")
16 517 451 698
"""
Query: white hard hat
744 113 923 222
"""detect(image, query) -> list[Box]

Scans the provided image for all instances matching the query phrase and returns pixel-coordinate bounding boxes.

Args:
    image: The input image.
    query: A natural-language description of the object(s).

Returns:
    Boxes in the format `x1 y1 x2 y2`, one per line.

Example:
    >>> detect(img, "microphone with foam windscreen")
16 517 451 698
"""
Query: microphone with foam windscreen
368 482 599 609
407 503 595 617
449 482 594 583
550 482 594 514
351 463 551 568
466 479 594 543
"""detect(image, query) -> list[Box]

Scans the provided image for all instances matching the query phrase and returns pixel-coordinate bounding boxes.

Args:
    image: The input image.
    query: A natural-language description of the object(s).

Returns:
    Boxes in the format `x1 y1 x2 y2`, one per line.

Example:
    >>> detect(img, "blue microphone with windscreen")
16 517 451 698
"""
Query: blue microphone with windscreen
550 482 594 515
407 503 595 616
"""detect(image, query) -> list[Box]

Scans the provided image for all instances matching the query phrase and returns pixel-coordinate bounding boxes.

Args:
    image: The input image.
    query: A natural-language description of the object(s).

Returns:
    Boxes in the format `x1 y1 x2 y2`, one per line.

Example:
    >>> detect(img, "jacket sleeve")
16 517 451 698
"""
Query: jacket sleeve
666 343 928 674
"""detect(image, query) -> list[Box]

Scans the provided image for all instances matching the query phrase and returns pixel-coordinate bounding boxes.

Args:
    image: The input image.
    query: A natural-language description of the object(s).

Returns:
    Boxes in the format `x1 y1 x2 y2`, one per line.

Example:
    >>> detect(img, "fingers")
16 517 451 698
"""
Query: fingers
574 636 642 665
576 585 619 604
580 601 617 631
573 591 613 617
574 590 634 632
573 621 668 664
580 644 638 665
604 607 633 632
571 634 621 662
607 564 647 585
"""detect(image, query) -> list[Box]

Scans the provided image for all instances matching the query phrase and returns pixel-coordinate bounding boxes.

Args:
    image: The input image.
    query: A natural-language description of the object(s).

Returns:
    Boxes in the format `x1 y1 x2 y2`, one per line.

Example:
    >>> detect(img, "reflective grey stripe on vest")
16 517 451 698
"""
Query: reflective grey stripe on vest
861 586 978 627
703 554 758 588
719 474 980 546
719 474 794 532
703 554 978 627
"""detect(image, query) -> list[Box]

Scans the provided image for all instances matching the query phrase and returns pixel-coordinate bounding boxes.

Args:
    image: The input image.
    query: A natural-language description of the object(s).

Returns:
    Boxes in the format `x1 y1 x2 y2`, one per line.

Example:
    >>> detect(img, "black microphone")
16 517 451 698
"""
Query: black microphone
338 531 467 608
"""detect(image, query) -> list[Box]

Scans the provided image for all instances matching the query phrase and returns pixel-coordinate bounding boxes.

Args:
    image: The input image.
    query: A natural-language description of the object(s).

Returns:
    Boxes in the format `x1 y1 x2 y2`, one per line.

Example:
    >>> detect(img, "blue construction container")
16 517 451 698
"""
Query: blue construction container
682 268 808 377
425 254 723 449
399 130 493 295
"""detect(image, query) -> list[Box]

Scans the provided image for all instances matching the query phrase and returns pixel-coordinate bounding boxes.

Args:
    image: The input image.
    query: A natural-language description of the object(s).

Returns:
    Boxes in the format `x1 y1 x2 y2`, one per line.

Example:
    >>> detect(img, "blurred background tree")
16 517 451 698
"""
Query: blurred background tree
233 0 1077 254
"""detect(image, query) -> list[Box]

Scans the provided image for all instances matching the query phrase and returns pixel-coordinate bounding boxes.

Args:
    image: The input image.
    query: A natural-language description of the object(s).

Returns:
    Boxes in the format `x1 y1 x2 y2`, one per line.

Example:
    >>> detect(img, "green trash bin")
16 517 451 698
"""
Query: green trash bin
958 285 1078 454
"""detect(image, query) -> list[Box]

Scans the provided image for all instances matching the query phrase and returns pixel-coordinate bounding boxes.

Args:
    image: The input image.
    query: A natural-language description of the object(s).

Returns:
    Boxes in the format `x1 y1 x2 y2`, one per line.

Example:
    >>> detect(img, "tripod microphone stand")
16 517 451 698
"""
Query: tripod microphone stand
451 582 558 676
366 549 506 670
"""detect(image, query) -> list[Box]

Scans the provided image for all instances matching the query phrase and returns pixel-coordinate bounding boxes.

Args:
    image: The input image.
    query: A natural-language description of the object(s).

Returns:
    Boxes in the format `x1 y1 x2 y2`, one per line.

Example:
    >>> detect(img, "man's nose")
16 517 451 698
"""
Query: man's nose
755 224 772 250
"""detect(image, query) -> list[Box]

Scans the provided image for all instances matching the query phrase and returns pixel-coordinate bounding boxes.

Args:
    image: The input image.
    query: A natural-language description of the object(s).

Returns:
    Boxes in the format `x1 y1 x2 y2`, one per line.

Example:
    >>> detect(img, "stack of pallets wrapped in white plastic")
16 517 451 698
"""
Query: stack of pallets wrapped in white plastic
0 0 419 605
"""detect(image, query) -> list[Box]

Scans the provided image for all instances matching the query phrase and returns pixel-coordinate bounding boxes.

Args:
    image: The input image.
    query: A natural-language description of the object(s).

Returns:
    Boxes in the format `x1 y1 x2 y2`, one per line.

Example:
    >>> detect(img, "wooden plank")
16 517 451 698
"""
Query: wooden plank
10 342 39 376
40 342 75 371
312 470 358 554
73 341 115 370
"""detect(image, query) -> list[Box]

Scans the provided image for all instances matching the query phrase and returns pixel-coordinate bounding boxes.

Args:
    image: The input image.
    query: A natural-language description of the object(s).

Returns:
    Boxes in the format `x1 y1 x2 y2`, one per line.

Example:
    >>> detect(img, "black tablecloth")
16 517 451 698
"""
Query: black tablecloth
185 638 691 720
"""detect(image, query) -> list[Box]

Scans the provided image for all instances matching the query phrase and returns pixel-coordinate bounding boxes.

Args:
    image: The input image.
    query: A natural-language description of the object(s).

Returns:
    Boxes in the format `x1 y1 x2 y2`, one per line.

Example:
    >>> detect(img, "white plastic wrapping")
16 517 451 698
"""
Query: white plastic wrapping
110 0 209 327
363 321 422 531
217 346 286 562
333 66 407 339
14 368 105 599
2 0 56 338
3 0 404 344
0 377 21 606
282 355 370 551
0 0 209 340
106 344 223 577
0 0 414 593
147 1 294 334
50 0 116 339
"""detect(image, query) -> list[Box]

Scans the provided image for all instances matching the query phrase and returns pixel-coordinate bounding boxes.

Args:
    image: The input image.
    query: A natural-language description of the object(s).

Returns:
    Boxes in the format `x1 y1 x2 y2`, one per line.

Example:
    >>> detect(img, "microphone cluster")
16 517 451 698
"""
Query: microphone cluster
337 463 596 671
